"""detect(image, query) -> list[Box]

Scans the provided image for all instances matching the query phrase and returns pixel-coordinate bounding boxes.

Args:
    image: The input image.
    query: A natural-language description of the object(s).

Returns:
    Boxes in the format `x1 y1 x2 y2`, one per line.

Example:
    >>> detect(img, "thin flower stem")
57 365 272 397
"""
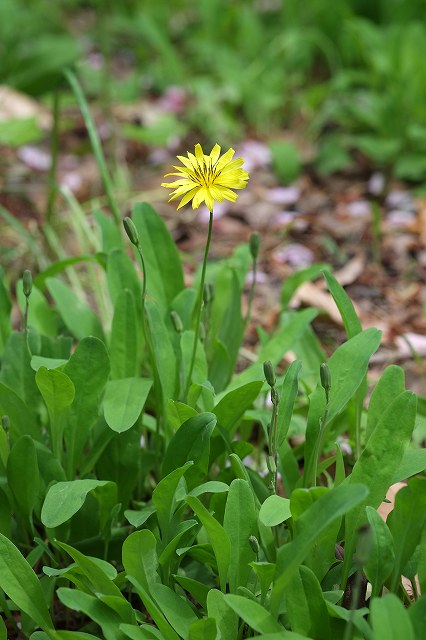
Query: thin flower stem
184 209 214 399
64 69 121 227
311 388 330 487
244 255 257 329
268 385 280 495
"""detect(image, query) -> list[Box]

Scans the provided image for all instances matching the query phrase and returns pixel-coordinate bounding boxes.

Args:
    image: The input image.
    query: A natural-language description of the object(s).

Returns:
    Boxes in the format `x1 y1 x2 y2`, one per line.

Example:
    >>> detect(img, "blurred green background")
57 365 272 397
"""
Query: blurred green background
2 0 426 181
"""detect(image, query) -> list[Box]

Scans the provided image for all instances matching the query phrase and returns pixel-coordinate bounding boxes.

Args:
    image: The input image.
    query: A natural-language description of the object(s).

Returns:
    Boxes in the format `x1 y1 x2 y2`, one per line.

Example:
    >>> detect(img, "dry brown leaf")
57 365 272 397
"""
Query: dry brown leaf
0 86 51 128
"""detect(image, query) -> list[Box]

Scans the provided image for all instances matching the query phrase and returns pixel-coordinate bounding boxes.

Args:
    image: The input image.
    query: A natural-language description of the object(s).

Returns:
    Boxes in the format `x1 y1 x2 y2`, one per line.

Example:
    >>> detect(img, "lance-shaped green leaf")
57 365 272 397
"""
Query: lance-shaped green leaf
150 583 198 639
162 413 217 490
343 391 417 584
0 533 53 632
35 366 74 459
109 289 140 380
286 566 331 639
103 377 152 433
364 506 395 598
46 278 104 340
277 360 301 447
366 365 405 442
388 477 426 592
57 588 127 640
370 593 415 640
7 435 39 523
186 495 231 592
224 594 282 634
207 590 238 640
63 337 110 474
153 462 193 544
132 202 184 314
213 380 264 435
0 332 40 409
0 382 38 440
223 479 257 593
41 479 116 528
270 483 369 616
145 298 178 406
323 270 362 338
304 328 381 486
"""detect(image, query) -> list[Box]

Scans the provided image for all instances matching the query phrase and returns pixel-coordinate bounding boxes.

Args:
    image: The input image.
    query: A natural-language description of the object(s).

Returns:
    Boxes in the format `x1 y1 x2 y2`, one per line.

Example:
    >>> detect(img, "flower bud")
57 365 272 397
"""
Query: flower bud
249 232 260 260
123 217 140 246
203 282 214 305
23 270 32 298
320 363 331 392
263 360 276 387
170 310 184 333
249 535 260 555
1 415 10 432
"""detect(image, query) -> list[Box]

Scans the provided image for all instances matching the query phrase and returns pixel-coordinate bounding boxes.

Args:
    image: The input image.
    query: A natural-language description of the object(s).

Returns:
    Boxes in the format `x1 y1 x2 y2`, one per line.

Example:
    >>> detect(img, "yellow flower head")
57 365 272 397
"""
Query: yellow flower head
161 143 249 212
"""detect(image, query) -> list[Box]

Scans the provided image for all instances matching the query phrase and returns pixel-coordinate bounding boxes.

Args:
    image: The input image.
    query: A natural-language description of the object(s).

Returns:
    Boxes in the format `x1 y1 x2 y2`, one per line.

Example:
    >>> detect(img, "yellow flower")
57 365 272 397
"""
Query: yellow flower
162 143 249 212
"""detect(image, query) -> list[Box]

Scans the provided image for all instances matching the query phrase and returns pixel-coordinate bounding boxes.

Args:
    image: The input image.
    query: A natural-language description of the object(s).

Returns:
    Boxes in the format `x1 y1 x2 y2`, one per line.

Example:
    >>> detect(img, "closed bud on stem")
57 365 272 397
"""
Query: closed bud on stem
170 310 184 334
199 321 206 343
123 217 140 246
249 232 260 260
320 363 331 393
23 270 32 298
248 535 260 555
1 415 10 432
263 360 276 388
203 282 214 305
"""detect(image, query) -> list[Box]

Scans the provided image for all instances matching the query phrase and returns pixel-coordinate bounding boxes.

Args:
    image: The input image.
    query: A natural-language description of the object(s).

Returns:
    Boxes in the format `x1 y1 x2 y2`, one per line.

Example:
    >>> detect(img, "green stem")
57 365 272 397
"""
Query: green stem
268 386 280 495
244 255 257 328
184 209 214 399
311 389 330 487
64 69 121 226
46 88 60 225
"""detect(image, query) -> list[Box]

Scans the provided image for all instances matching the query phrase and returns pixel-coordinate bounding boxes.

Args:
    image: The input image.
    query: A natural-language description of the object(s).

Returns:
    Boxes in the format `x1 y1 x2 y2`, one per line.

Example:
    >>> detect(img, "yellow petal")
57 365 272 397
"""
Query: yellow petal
176 187 200 210
209 143 221 165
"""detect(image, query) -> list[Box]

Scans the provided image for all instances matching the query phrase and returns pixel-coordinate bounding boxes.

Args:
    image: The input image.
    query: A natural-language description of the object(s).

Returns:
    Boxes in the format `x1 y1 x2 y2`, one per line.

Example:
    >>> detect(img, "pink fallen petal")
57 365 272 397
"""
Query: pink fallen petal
274 244 314 268
267 186 300 205
17 146 51 171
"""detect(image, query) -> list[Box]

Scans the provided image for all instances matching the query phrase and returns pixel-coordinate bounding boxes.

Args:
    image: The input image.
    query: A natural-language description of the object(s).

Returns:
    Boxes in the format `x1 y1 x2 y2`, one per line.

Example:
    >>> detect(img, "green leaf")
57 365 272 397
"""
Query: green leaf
57 588 127 640
109 289 140 380
106 248 141 312
388 477 426 592
186 495 231 592
277 360 301 447
7 435 39 522
46 278 104 340
0 331 40 408
0 266 11 352
409 595 426 639
103 377 152 433
122 530 160 593
270 483 369 616
391 448 426 484
323 271 362 338
208 266 243 390
41 479 116 528
224 594 282 634
370 593 415 640
35 366 74 458
127 576 180 640
188 618 217 640
94 210 122 253
286 566 330 639
206 590 238 640
162 413 217 490
63 337 110 474
0 533 53 631
17 282 57 337
364 506 395 597
366 365 405 442
145 298 178 405
344 391 417 583
270 140 301 184
56 541 125 602
132 203 184 314
259 495 291 527
223 479 257 592
214 381 264 435
150 583 198 639
0 382 38 439
153 462 193 544
304 328 382 485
